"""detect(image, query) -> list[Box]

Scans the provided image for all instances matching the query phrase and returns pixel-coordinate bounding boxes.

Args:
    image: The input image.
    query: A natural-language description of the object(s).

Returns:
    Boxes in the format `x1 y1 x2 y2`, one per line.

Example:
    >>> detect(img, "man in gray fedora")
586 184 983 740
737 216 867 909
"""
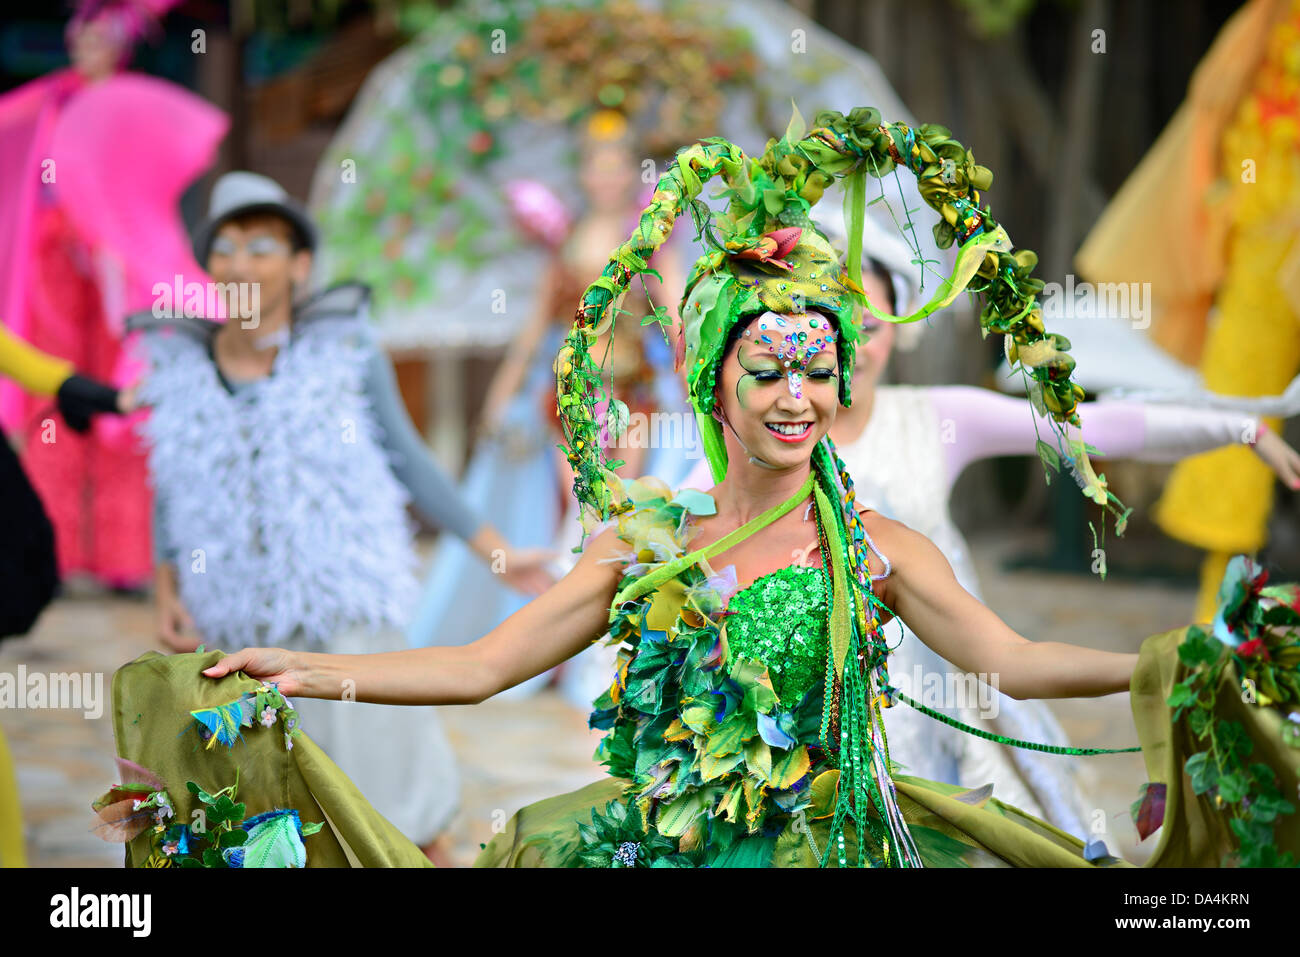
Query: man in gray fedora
130 171 554 864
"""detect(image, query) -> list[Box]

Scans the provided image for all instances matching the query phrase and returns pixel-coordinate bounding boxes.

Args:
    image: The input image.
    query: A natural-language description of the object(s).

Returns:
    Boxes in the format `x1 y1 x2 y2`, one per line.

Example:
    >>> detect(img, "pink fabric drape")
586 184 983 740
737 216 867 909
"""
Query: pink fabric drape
0 67 226 584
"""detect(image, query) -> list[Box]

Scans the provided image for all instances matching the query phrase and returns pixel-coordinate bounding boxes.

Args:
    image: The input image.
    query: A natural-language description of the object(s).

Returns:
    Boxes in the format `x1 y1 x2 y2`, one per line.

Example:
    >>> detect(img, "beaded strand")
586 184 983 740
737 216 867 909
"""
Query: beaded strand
811 457 921 867
896 692 1141 755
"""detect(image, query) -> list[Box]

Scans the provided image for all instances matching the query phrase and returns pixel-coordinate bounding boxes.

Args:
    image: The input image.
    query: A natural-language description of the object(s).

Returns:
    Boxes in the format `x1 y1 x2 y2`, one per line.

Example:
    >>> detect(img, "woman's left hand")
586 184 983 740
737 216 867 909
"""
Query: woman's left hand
1251 427 1300 490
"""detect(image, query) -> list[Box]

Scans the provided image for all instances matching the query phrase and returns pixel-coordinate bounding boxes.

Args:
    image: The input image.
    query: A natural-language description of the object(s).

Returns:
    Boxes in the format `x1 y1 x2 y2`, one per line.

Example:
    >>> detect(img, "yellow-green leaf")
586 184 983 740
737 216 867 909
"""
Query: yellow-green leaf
656 790 706 837
680 701 716 735
769 746 811 790
705 713 750 757
717 781 744 822
701 750 745 781
663 717 694 742
744 737 773 781
809 770 840 818
646 578 687 632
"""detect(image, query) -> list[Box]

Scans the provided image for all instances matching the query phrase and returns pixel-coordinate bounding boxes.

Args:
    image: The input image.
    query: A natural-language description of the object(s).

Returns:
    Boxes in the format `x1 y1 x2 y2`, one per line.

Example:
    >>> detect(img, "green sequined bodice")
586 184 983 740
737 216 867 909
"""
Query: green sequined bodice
724 564 830 703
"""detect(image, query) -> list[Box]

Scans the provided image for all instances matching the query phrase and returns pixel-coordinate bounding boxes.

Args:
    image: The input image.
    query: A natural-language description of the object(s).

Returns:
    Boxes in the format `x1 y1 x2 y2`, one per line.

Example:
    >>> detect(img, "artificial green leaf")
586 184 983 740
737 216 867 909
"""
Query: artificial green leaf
705 713 750 757
808 770 840 819
700 750 744 781
1166 681 1196 710
680 701 717 735
1185 752 1219 794
768 746 811 790
1218 771 1249 804
186 781 215 804
743 682 777 715
716 781 744 822
670 488 717 517
656 790 706 837
744 738 772 781
1261 584 1300 609
1035 439 1060 473
1178 628 1223 667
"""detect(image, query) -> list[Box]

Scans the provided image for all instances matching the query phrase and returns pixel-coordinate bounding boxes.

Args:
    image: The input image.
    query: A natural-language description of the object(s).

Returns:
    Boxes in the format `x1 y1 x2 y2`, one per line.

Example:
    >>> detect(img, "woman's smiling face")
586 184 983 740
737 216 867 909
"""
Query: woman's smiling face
714 311 841 468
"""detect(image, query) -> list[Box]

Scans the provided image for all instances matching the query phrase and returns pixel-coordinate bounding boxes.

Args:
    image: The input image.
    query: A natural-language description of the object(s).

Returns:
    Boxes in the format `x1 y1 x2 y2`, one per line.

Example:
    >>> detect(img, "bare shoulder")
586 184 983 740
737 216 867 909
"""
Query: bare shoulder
854 505 951 579
855 506 912 558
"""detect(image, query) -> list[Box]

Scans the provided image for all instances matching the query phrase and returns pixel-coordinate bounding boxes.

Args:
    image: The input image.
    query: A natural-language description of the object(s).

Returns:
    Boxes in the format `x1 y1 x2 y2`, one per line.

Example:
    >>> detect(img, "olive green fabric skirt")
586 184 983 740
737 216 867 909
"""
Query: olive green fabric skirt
109 627 1299 867
111 651 433 867
476 628 1300 868
472 772 1116 868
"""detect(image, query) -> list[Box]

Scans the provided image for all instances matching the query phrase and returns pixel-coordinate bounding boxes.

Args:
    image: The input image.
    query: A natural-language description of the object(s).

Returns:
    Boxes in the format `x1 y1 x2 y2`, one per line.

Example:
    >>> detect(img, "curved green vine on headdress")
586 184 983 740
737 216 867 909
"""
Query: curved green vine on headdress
555 105 1126 534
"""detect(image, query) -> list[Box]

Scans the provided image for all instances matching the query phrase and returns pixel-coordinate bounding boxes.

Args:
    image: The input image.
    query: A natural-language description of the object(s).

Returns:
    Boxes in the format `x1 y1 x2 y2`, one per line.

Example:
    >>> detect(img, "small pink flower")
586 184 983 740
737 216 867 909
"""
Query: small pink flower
726 227 803 271
504 179 571 248
260 706 277 728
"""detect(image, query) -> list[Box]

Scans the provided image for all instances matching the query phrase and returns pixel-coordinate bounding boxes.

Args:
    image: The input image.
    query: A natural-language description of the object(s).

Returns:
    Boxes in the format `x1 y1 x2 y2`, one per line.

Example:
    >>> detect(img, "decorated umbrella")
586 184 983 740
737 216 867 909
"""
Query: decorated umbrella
307 0 955 355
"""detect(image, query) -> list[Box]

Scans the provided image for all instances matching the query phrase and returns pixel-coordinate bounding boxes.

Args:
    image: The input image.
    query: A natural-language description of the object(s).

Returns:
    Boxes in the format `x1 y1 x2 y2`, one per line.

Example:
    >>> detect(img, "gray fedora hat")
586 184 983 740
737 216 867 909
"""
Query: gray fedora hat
193 171 318 263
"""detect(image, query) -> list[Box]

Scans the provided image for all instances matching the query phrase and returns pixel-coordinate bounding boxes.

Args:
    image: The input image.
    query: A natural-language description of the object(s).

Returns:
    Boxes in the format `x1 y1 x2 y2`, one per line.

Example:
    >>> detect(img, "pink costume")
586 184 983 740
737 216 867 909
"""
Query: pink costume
0 29 226 585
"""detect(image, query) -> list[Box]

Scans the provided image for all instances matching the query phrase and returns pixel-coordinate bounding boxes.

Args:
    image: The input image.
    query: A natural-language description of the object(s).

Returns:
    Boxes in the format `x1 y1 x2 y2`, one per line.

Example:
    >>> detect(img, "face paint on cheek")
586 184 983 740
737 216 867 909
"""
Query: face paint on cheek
734 320 783 410
734 372 763 411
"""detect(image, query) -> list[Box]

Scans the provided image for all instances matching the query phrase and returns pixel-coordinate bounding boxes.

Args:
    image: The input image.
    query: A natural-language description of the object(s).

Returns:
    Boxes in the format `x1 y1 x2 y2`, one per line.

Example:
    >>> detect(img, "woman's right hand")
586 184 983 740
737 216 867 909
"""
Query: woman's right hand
202 647 309 697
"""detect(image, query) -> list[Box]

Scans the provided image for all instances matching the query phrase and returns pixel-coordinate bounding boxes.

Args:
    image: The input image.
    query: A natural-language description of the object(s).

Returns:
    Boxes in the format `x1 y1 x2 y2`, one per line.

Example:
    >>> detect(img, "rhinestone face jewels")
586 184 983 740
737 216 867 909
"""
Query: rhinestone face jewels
749 311 837 399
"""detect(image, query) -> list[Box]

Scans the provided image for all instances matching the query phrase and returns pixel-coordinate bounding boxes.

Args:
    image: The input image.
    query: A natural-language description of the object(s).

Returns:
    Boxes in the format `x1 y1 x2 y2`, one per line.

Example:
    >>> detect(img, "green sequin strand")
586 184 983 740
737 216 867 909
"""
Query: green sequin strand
896 692 1141 755
821 646 890 867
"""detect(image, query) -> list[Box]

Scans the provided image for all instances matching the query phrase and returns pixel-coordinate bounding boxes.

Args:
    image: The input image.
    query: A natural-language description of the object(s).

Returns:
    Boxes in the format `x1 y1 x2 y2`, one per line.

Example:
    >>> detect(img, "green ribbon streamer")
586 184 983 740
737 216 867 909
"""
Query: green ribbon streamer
842 165 867 302
610 473 815 611
860 225 1013 326
696 409 729 487
812 480 852 678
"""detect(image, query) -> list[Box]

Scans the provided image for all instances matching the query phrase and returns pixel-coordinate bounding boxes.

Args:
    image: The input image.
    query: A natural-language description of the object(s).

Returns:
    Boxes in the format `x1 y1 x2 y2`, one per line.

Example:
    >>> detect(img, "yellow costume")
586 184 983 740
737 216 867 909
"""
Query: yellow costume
1077 0 1300 621
0 324 73 399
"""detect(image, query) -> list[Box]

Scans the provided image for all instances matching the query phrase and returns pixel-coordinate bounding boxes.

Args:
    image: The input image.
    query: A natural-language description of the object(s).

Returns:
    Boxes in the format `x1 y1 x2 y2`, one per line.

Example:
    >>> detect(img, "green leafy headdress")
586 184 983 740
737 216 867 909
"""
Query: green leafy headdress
556 105 1114 523
678 224 860 482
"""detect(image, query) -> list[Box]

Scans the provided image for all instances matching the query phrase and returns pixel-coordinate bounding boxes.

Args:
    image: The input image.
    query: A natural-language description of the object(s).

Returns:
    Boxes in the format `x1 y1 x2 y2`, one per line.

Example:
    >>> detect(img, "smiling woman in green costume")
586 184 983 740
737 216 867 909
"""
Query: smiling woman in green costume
175 107 1300 868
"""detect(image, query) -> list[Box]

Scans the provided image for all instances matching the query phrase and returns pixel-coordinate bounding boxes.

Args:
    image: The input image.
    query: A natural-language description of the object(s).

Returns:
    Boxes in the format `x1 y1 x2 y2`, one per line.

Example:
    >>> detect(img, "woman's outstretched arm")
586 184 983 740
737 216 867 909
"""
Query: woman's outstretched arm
203 526 629 705
867 511 1137 700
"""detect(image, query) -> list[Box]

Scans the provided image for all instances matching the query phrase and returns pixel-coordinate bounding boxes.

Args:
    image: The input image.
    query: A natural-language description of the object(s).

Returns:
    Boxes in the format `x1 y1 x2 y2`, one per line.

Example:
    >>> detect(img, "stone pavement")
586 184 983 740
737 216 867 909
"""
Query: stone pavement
0 529 1196 868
